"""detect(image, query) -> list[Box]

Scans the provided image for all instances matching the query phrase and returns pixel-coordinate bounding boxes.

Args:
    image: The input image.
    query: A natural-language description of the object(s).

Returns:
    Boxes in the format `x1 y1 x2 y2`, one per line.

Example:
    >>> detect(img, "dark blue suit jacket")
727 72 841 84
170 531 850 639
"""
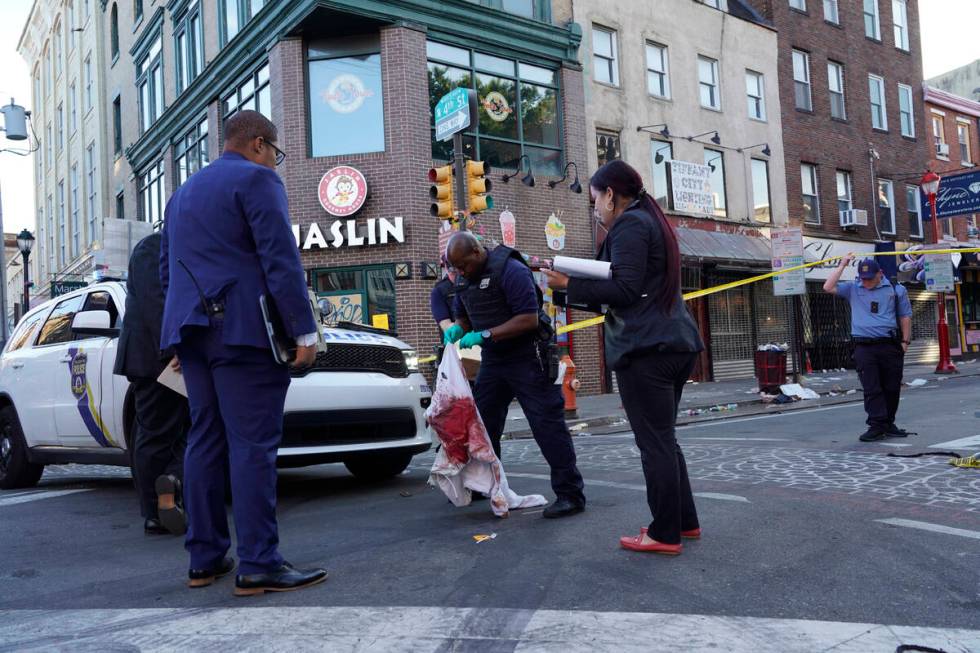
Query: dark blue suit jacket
160 152 316 350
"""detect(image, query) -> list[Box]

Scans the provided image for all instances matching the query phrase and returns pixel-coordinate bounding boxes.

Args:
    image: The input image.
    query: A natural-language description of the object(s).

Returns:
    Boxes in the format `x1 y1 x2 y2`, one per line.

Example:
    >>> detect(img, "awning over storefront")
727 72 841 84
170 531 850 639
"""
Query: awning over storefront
676 227 771 266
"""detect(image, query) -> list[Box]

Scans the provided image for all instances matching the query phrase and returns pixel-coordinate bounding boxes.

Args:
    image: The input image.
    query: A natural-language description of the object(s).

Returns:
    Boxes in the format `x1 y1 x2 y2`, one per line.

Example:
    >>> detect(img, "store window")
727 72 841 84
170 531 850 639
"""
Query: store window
308 35 385 158
704 148 726 218
651 141 672 209
138 159 165 224
596 130 620 167
427 41 562 176
222 63 271 124
175 117 209 186
751 158 770 223
313 265 397 329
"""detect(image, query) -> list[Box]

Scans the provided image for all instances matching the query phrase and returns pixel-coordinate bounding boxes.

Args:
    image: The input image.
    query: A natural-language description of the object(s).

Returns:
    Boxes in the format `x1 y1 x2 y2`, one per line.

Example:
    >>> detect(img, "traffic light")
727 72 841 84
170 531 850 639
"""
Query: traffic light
428 164 454 220
466 160 493 214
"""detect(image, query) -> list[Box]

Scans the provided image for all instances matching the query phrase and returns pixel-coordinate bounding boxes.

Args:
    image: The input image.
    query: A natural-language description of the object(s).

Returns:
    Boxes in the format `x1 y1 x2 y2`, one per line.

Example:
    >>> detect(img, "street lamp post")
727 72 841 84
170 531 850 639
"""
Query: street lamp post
16 229 34 313
920 171 957 374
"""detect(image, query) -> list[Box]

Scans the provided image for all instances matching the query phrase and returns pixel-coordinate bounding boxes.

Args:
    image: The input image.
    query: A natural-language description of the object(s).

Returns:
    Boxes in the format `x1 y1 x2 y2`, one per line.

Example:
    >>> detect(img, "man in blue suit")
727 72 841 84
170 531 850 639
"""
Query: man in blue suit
161 110 327 596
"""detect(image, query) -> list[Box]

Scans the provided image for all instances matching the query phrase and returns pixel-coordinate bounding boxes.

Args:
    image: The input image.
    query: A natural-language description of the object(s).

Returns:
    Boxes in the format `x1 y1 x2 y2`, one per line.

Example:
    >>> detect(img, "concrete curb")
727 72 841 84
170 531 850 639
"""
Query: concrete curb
503 370 980 440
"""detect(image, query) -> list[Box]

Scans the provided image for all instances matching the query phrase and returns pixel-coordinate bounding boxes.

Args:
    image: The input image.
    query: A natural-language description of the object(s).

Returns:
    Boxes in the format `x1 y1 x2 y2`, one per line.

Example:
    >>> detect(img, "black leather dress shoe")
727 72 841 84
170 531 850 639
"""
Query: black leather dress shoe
542 496 586 519
155 474 187 536
188 556 236 588
234 562 328 597
144 518 169 535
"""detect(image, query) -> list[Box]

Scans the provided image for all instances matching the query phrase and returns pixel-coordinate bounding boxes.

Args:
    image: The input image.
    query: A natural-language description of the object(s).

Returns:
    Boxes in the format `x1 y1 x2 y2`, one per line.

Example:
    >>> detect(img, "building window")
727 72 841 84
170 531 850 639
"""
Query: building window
313 265 398 330
86 143 97 242
651 141 672 209
137 159 165 224
112 96 122 154
824 0 839 23
958 122 972 164
645 42 669 99
70 164 80 257
746 70 765 120
69 84 77 134
33 69 41 109
110 3 119 58
596 130 620 167
898 84 914 137
68 2 76 50
136 36 164 134
427 42 562 176
906 185 922 238
84 55 93 112
592 25 618 86
878 179 895 234
864 0 881 40
751 158 770 223
704 148 726 218
700 0 720 7
58 181 66 266
47 194 55 272
789 0 806 11
44 47 51 97
54 23 62 77
828 61 846 119
56 103 64 152
222 63 271 125
698 56 720 110
116 191 125 221
85 0 90 18
801 163 819 224
175 1 204 94
836 170 853 215
941 215 954 239
869 74 887 130
933 114 947 157
221 0 265 45
308 35 384 158
892 0 909 50
45 123 52 168
792 50 811 111
175 117 209 185
134 0 142 22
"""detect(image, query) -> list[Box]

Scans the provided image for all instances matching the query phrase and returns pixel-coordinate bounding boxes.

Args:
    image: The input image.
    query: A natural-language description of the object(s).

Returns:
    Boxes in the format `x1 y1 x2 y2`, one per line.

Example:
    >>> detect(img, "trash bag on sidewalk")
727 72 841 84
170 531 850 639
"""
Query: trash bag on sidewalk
426 346 547 517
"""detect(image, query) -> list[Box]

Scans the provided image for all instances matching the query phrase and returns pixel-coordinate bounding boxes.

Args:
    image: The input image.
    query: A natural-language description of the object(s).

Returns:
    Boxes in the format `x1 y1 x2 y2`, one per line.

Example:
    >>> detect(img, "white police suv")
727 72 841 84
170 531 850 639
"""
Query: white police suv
0 281 433 489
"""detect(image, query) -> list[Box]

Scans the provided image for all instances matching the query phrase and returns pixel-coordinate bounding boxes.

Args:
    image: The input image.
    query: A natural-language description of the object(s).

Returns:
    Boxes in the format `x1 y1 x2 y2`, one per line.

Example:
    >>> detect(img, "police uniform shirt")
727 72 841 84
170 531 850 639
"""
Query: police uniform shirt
453 257 539 329
837 277 913 338
430 278 455 323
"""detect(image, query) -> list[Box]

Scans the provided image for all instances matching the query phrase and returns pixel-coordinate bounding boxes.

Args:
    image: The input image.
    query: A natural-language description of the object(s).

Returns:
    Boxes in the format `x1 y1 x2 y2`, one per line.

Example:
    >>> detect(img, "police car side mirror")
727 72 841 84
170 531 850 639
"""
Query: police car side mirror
71 310 120 338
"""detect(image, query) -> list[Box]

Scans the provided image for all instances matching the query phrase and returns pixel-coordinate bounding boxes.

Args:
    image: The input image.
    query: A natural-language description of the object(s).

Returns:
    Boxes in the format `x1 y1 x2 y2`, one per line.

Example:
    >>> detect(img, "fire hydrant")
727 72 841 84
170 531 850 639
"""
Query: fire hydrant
561 355 580 418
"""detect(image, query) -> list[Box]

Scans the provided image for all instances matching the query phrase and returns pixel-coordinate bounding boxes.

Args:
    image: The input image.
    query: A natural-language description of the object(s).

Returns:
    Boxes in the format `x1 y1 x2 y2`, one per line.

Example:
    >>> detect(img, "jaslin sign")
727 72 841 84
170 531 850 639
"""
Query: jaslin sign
292 165 405 249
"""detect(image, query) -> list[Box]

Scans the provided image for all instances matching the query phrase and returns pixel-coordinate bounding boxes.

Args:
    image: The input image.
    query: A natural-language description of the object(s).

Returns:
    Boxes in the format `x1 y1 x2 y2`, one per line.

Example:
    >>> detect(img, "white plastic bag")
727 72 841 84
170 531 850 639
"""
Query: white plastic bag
426 346 547 517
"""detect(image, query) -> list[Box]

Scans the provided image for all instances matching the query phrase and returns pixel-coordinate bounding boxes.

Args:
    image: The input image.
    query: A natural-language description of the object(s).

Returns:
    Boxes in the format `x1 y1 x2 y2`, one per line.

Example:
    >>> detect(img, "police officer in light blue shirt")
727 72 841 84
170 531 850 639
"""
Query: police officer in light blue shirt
824 255 913 442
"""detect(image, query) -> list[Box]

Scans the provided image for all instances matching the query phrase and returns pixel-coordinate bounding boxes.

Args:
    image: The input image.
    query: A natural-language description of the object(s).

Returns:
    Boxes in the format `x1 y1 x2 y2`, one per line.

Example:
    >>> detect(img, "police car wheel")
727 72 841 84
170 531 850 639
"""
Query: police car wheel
0 407 44 490
344 452 413 482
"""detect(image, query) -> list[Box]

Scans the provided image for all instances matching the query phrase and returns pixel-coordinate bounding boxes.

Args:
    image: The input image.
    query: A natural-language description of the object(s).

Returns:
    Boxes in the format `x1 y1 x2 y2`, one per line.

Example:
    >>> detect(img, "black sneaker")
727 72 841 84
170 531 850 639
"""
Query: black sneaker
859 428 887 442
542 496 585 519
885 424 916 438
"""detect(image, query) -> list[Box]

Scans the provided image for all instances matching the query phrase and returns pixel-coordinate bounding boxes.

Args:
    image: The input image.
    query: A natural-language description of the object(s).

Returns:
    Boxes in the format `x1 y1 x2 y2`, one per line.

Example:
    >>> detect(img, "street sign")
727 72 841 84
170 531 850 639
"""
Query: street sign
434 88 474 142
51 280 87 297
923 253 955 292
771 228 806 296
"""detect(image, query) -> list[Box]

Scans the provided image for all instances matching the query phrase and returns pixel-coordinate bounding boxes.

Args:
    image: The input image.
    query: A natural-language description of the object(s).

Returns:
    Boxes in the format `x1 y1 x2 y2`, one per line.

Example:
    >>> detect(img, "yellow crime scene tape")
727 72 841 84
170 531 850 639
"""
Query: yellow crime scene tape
415 246 980 361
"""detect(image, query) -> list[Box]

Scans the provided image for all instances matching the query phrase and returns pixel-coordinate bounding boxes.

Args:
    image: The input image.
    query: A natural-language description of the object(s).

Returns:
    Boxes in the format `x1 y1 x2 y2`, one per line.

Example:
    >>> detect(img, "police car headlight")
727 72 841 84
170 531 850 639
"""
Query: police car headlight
402 350 419 372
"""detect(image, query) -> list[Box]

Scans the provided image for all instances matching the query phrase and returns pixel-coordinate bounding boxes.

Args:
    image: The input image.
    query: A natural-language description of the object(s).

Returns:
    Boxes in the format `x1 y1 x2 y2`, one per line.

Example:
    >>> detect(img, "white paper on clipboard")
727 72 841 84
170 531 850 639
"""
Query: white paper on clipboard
157 358 188 398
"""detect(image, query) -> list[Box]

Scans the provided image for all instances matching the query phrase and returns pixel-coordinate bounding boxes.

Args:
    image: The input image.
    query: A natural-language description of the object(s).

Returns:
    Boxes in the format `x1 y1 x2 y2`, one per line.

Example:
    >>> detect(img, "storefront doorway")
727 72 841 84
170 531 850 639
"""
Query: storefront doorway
313 264 397 330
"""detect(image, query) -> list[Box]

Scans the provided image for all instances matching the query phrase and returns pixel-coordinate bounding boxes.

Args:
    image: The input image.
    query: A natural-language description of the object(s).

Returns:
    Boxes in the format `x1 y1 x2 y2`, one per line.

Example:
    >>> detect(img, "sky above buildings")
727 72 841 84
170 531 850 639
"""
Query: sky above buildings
0 0 978 235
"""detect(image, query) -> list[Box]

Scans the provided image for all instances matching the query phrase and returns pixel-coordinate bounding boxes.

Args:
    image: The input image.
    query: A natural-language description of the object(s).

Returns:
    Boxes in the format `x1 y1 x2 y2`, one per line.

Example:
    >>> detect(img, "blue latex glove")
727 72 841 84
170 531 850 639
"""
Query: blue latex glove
444 324 465 345
459 331 485 349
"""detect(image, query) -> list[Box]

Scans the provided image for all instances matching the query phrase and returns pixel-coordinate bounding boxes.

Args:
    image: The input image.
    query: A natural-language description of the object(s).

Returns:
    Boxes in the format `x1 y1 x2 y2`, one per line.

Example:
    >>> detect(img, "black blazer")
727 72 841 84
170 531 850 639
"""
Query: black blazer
566 204 704 370
114 232 170 380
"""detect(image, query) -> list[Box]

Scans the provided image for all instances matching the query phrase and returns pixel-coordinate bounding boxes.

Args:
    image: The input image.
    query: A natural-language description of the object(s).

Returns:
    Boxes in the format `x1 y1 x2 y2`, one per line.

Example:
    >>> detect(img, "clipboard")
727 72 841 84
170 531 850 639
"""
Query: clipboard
259 294 297 365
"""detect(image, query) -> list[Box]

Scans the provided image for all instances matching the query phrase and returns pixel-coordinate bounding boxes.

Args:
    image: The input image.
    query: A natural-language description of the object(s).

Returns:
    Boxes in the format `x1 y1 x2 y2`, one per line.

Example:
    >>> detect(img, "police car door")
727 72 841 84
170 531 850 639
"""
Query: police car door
54 290 122 449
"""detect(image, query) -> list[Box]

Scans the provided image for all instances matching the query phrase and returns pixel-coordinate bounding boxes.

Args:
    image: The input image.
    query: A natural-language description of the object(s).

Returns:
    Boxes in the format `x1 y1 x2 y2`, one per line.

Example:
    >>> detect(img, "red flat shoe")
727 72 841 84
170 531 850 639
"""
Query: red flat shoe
620 534 682 555
640 527 702 540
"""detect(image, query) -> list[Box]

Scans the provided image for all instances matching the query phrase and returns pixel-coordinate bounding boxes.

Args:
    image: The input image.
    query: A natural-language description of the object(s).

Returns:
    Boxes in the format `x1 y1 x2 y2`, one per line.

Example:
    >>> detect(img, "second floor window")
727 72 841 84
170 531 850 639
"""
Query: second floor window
136 36 164 133
221 0 266 45
646 42 669 98
906 185 922 238
223 63 271 122
864 0 881 40
958 122 972 164
836 170 853 214
801 163 819 223
933 114 946 157
892 0 909 51
175 1 204 94
898 84 914 138
704 148 726 217
698 56 720 110
869 75 886 130
751 158 770 223
828 61 845 119
746 70 765 120
792 50 811 111
651 141 672 209
878 179 895 234
592 26 618 86
138 159 164 224
175 117 210 185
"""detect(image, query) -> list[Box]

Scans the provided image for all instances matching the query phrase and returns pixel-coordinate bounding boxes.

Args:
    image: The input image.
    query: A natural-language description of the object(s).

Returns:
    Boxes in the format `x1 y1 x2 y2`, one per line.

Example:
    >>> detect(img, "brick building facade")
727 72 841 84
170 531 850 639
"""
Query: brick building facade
100 0 600 392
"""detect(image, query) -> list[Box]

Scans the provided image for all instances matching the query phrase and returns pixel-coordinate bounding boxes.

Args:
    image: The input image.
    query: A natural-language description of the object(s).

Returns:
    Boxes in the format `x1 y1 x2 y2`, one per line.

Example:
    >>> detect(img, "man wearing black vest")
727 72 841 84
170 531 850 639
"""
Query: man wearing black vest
445 232 586 518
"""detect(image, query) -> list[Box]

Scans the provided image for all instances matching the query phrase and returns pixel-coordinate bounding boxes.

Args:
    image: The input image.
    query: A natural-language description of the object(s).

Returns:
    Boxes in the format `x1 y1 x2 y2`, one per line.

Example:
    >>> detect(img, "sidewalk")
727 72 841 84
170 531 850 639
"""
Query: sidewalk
504 358 980 438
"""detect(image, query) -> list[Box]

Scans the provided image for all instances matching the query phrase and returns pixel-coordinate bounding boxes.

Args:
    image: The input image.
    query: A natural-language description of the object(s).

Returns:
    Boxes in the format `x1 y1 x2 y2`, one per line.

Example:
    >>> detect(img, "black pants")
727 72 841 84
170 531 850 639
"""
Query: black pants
615 351 699 545
474 354 586 505
131 377 190 520
853 342 904 432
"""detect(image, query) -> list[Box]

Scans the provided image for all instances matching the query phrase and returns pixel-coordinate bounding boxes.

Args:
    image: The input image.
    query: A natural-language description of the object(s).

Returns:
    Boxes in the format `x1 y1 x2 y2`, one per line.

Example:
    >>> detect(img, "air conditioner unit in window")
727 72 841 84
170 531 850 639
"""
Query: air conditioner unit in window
937 142 950 157
839 209 868 228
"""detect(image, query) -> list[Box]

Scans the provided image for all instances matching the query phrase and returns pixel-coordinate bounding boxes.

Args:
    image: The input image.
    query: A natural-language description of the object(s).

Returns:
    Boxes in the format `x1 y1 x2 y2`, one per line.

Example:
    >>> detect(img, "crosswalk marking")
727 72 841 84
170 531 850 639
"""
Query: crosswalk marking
0 607 976 652
929 434 980 450
876 517 980 541
0 489 91 508
505 472 751 503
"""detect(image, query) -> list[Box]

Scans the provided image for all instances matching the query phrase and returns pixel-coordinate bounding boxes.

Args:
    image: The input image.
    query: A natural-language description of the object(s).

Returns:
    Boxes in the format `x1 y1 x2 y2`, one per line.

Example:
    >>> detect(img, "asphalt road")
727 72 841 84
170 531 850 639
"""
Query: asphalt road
1 375 978 651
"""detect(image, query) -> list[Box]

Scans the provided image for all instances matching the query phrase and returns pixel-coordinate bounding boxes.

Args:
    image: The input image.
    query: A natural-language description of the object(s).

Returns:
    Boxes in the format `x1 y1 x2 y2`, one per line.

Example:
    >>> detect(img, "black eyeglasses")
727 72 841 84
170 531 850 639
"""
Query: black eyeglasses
261 138 286 166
